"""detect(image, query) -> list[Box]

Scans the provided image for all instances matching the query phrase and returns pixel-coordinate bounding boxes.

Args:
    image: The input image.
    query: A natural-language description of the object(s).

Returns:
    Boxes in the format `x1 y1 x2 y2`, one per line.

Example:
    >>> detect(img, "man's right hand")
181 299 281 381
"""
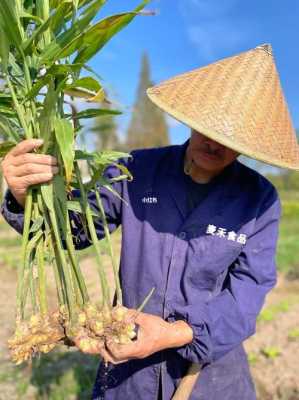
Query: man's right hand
1 139 59 208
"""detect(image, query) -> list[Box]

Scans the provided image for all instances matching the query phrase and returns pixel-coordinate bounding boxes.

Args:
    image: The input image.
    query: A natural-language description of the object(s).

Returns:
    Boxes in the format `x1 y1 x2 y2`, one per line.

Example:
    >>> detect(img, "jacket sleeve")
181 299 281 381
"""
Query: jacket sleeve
173 186 281 364
0 163 126 250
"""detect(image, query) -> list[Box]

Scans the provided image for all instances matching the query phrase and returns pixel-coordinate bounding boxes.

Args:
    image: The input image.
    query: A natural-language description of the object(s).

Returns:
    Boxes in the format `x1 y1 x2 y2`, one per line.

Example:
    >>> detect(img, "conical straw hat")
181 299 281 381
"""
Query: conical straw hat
147 44 299 170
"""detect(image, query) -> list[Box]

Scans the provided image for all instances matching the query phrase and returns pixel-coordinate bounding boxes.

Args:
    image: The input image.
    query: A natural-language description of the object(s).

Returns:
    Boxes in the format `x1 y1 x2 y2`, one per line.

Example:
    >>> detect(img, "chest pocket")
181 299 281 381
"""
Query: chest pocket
186 234 244 289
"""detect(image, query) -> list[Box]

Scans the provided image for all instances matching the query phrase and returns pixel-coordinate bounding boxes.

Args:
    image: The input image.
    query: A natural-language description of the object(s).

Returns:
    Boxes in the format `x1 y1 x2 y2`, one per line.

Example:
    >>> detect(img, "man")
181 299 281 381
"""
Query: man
1 44 299 400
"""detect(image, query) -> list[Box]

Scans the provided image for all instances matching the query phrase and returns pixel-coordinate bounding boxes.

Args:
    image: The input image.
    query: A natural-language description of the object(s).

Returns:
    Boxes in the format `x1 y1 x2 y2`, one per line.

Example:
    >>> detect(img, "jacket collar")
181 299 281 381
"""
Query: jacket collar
165 140 240 225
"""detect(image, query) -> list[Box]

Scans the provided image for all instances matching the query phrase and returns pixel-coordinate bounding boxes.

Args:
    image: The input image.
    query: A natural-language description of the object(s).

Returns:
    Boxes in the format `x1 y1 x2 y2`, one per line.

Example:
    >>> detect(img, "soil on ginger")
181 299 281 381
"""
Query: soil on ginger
0 244 298 398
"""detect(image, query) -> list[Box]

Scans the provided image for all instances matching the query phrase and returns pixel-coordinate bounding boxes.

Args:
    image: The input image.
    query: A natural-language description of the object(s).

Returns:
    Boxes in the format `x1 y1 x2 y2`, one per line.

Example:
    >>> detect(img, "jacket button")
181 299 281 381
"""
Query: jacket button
179 231 186 239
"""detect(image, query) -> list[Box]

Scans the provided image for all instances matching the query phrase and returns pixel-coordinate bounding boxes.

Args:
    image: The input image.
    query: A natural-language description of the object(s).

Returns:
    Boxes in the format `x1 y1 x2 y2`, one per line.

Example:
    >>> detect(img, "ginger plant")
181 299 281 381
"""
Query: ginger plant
0 0 153 364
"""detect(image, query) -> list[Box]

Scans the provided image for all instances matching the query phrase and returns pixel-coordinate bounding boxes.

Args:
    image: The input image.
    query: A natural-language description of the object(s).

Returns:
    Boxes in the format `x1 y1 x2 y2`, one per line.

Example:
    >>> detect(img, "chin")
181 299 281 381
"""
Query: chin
193 155 223 172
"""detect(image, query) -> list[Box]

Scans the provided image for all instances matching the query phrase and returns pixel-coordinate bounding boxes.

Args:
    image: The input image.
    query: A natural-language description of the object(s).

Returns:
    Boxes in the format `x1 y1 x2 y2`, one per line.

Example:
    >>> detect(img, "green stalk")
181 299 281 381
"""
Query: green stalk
94 187 122 305
6 75 31 139
137 287 156 313
47 204 76 319
75 162 110 307
17 189 33 319
22 229 43 315
29 250 37 315
37 191 64 307
52 243 68 307
33 199 48 316
65 213 90 305
36 237 48 316
35 0 51 48
53 195 79 305
22 54 38 139
54 195 89 306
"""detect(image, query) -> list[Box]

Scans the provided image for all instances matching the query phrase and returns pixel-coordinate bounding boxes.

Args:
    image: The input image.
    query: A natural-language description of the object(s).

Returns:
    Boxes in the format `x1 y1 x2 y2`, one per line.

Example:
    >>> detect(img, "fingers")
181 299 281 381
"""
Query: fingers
9 139 44 157
73 336 128 364
13 163 59 177
106 339 141 362
10 174 55 194
11 153 57 167
100 346 128 365
19 173 56 186
123 309 140 325
1 139 59 199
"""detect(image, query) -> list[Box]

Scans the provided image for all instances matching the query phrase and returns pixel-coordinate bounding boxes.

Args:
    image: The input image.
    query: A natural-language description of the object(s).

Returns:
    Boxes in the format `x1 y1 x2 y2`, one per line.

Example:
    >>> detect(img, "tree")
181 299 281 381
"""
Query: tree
126 53 169 150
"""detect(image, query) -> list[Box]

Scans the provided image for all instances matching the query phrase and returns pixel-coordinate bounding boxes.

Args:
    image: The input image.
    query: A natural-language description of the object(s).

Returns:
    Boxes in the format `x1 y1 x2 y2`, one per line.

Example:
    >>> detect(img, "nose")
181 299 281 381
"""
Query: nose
204 137 224 152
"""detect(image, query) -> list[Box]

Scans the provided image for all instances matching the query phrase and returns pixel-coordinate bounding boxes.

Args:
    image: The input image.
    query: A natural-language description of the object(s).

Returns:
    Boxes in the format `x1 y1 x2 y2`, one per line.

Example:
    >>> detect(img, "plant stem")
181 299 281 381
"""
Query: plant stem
36 237 48 316
137 287 155 313
45 190 76 319
65 212 90 305
54 195 89 306
33 198 48 316
94 187 122 305
18 189 33 319
22 228 43 315
37 191 64 307
75 162 110 307
6 75 31 139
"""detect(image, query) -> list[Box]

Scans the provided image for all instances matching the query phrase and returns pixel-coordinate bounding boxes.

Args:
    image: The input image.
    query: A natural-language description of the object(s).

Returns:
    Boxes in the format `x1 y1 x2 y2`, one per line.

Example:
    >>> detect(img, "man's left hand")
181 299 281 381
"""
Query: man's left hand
100 311 193 364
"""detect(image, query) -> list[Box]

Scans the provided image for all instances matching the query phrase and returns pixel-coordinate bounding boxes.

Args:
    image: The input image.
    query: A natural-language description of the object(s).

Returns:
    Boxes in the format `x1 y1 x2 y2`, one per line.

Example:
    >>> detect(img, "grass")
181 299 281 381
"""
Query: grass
260 346 281 360
257 298 299 324
0 349 99 400
248 352 259 364
288 328 299 341
276 200 299 277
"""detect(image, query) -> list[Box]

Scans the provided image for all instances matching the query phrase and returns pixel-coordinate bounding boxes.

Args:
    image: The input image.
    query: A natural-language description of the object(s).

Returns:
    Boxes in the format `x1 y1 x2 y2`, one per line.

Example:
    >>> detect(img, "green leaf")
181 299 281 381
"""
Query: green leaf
69 108 121 120
25 75 52 100
0 141 16 158
29 216 44 234
38 81 58 152
53 173 68 225
67 199 100 217
54 118 75 184
49 63 83 75
66 77 102 93
74 149 94 161
40 0 106 64
21 11 44 24
0 1 24 53
25 64 84 100
22 18 52 54
0 106 18 118
8 53 25 88
101 179 127 204
73 0 80 10
23 0 72 55
0 25 9 72
50 0 101 13
64 76 103 99
86 88 106 103
74 9 147 65
64 87 95 99
41 182 55 212
0 93 13 105
0 115 19 142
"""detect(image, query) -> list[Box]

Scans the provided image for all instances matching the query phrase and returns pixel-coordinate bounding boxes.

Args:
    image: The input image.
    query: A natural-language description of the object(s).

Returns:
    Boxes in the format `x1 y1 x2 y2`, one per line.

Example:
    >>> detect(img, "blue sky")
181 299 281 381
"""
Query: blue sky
89 0 299 145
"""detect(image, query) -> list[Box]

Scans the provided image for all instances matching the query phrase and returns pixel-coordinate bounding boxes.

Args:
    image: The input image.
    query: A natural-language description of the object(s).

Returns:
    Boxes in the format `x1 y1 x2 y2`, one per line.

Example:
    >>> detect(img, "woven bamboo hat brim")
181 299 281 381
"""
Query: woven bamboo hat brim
147 44 299 170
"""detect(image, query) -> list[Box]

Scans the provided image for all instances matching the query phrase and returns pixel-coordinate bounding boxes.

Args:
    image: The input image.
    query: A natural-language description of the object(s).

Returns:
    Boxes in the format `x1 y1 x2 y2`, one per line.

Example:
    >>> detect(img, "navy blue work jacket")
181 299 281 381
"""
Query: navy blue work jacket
1 141 281 400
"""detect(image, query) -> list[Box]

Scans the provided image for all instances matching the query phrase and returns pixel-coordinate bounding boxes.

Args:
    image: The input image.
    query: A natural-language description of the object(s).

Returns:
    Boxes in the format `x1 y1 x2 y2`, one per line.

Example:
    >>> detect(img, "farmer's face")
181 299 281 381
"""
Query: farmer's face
187 130 239 174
